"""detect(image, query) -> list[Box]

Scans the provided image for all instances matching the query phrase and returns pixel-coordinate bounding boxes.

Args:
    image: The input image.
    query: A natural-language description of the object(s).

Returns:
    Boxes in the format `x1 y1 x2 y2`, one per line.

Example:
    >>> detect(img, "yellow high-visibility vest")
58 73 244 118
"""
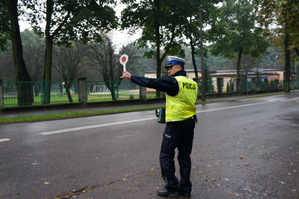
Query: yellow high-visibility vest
165 76 198 122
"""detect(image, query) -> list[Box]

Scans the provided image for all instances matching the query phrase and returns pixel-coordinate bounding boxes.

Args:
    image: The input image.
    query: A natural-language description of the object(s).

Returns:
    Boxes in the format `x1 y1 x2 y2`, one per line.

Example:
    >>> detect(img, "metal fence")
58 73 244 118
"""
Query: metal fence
1 79 299 107
1 81 79 107
87 80 140 102
1 80 145 107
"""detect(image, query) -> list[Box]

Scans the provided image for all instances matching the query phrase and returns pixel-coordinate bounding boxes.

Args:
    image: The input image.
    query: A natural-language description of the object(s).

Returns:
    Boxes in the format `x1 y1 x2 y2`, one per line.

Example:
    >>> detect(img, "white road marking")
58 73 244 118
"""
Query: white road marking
40 117 156 135
40 101 268 136
0 138 11 142
196 101 268 113
279 97 299 102
267 99 280 102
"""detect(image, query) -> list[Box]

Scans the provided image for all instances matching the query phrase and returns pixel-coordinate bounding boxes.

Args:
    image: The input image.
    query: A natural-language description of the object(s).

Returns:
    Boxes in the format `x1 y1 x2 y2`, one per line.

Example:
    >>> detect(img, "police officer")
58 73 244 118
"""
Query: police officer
121 56 198 198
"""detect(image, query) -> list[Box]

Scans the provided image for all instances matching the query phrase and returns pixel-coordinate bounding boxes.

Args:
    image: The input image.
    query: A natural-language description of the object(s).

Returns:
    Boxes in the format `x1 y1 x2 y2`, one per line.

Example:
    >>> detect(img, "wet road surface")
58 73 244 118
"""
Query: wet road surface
0 93 299 199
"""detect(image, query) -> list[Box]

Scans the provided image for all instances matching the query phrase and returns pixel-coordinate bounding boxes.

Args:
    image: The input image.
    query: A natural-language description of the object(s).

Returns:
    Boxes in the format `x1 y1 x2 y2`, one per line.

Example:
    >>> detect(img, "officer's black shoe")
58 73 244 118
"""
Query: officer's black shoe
157 188 179 197
179 191 191 198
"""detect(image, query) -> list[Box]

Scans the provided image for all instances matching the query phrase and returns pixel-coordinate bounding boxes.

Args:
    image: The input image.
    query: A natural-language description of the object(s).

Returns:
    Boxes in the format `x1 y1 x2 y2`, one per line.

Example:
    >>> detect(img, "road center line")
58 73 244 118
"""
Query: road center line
196 101 267 113
40 101 268 136
0 138 11 142
40 117 156 135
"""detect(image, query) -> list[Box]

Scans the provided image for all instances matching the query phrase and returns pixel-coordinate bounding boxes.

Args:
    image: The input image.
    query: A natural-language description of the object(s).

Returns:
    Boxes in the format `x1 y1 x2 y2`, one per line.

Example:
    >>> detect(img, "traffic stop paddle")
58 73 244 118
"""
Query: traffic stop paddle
120 54 129 72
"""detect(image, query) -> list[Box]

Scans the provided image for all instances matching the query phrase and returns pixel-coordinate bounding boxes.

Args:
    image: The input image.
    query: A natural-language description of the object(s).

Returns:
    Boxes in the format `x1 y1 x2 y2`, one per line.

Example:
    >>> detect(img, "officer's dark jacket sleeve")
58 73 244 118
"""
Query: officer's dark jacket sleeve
131 75 179 96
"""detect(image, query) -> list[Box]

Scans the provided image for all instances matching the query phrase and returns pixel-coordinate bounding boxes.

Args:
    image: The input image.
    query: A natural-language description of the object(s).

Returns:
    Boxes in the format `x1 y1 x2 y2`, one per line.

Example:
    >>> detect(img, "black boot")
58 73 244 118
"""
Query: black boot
157 188 179 197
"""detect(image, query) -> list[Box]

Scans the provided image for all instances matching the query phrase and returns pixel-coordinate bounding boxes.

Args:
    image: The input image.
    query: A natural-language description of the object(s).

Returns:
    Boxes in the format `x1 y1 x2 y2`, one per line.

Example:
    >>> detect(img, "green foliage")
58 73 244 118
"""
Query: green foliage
0 0 10 50
258 0 299 48
21 29 45 80
19 0 118 103
121 0 192 79
208 0 269 59
21 0 118 45
121 0 184 49
0 105 163 124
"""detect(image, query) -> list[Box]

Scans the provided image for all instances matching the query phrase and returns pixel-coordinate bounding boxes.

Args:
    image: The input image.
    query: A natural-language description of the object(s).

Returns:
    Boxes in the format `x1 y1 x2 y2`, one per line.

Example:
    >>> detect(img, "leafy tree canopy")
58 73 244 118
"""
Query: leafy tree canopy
257 0 299 49
0 0 10 50
21 0 118 45
121 0 191 57
209 0 269 59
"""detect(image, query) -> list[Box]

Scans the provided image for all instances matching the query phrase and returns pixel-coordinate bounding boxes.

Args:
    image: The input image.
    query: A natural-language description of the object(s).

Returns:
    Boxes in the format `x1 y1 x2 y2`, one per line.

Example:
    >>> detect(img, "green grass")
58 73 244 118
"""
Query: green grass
1 92 292 124
241 92 285 99
3 94 80 107
0 105 164 124
3 93 158 106
0 99 228 124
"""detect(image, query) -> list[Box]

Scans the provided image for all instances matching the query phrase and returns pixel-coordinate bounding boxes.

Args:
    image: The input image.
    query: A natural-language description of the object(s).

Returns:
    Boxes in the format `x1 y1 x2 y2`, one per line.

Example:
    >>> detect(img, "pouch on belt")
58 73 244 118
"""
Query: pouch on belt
155 108 165 123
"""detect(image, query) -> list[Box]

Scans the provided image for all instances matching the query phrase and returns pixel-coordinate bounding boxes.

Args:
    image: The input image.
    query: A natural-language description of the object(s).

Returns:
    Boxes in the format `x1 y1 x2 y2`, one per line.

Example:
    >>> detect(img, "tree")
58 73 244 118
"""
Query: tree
118 42 144 76
208 0 269 92
257 0 299 92
0 50 15 81
0 0 10 50
21 29 45 96
22 0 118 104
2 0 33 105
89 33 122 101
21 29 44 81
54 42 88 102
121 0 189 97
179 0 221 101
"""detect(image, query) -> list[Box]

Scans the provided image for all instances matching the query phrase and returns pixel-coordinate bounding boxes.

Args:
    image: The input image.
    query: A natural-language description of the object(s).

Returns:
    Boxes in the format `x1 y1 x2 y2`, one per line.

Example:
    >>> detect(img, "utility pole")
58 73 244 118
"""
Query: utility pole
198 0 206 101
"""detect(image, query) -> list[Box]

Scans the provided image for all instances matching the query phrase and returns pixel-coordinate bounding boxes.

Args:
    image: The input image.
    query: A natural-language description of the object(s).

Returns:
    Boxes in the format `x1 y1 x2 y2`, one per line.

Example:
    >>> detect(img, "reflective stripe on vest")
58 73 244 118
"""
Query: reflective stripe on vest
165 76 198 122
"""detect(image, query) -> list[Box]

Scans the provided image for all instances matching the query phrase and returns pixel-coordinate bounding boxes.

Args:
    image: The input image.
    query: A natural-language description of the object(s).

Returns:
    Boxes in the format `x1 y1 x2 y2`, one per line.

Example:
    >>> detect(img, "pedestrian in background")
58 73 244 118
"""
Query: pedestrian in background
121 56 198 198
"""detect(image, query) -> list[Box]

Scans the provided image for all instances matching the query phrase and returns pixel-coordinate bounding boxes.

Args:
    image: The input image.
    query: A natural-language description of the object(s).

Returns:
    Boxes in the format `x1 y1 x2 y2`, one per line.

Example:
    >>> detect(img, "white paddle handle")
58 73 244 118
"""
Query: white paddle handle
123 64 126 72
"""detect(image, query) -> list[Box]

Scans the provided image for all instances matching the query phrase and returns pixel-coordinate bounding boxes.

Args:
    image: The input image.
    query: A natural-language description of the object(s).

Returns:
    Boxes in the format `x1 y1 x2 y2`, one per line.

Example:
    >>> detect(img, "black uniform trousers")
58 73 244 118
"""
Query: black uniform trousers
159 116 196 193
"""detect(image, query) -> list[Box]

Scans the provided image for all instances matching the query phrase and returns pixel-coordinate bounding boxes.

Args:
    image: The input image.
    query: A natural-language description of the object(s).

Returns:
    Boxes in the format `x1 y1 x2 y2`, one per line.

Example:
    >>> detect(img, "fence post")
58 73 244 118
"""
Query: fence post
0 80 3 109
78 78 87 105
139 86 147 101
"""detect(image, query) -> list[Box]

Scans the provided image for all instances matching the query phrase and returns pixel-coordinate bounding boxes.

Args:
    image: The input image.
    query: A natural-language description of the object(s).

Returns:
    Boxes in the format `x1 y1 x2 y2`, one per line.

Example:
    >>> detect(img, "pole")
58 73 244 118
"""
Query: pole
198 0 206 101
245 66 248 96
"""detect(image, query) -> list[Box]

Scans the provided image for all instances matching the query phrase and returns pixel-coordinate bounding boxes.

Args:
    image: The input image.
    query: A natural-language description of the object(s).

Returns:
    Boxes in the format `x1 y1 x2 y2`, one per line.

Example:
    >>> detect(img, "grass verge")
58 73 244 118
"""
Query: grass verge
0 106 163 124
1 92 290 124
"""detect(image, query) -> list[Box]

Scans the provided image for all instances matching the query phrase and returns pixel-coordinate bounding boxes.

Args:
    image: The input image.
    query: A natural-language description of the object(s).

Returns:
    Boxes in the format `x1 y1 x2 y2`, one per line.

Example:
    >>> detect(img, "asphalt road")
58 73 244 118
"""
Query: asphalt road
1 93 299 199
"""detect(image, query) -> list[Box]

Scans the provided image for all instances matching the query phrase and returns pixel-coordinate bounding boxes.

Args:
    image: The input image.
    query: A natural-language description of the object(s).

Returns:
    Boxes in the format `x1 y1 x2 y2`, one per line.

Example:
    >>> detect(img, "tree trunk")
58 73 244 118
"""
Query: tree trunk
236 45 243 92
198 0 206 101
6 0 33 105
190 37 199 78
43 0 54 104
284 32 291 93
154 0 161 98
